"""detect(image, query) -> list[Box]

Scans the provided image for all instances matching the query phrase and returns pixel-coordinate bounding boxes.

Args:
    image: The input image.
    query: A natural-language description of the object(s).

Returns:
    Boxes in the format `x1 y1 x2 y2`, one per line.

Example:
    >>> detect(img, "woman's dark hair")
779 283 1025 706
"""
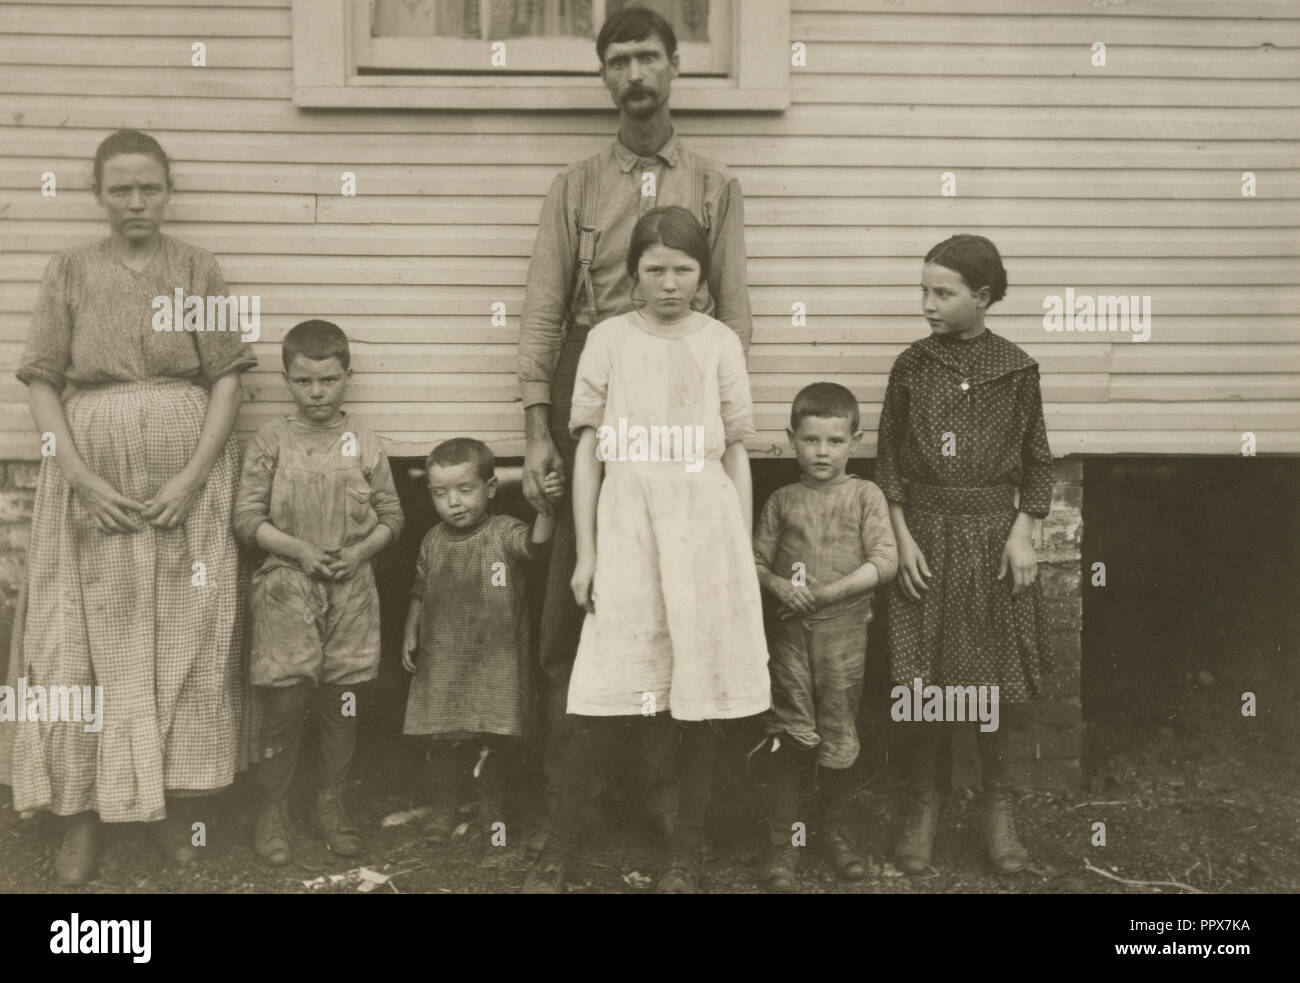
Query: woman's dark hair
791 381 860 433
282 319 351 371
626 205 710 284
597 5 678 64
924 234 1007 304
92 129 172 192
427 437 495 483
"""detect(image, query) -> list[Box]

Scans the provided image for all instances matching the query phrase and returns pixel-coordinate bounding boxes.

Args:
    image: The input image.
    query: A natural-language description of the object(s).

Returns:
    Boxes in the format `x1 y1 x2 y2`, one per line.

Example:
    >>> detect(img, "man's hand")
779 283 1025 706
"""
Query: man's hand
524 406 565 514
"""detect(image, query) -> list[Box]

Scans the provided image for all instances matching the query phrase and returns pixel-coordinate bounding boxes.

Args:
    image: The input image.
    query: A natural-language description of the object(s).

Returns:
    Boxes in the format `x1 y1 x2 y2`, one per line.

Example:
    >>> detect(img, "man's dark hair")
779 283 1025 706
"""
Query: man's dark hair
597 5 678 65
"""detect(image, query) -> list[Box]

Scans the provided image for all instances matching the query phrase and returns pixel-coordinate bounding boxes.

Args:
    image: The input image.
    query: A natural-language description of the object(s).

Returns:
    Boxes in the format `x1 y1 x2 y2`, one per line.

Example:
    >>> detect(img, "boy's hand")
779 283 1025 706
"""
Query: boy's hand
296 541 337 580
542 470 564 501
401 627 419 673
769 578 817 617
325 544 364 582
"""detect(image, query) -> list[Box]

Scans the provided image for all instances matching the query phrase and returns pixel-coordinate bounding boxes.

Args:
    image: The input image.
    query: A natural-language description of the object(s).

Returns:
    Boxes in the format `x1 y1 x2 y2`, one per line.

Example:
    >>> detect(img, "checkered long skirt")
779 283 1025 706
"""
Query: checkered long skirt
2 380 251 823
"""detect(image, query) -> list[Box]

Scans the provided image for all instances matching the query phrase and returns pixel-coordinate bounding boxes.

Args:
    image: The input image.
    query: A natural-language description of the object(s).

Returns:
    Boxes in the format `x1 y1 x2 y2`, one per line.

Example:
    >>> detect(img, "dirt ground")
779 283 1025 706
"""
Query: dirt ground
2 679 1295 895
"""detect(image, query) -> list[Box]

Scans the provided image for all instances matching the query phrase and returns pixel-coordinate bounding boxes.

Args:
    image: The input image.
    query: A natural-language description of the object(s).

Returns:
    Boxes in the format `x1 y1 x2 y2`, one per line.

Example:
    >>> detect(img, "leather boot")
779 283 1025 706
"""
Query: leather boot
153 798 203 864
423 743 464 843
759 825 801 893
654 839 705 894
313 787 363 857
521 848 571 894
54 811 101 885
894 787 939 874
253 798 293 867
819 767 867 880
982 787 1029 874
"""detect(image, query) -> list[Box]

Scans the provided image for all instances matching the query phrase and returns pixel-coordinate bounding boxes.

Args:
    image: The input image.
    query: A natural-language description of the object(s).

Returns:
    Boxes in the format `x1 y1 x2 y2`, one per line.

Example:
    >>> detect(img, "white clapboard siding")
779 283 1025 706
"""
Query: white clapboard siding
2 0 1298 461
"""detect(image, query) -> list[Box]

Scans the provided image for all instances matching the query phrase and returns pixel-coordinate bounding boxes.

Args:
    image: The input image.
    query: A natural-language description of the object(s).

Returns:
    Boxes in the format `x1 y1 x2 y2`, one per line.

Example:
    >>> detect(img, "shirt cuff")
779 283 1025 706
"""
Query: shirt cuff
568 406 603 438
16 365 65 389
520 381 552 410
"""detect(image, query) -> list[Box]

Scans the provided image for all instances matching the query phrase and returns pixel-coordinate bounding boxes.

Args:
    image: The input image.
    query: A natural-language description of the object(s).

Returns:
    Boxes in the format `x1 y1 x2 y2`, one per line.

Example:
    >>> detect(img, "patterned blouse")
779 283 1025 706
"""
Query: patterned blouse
17 235 256 389
875 329 1054 517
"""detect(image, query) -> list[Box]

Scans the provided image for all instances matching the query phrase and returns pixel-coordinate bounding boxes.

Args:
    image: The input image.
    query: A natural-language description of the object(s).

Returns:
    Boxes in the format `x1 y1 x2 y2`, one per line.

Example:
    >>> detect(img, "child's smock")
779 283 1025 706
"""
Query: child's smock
403 514 544 739
566 310 770 721
233 414 404 688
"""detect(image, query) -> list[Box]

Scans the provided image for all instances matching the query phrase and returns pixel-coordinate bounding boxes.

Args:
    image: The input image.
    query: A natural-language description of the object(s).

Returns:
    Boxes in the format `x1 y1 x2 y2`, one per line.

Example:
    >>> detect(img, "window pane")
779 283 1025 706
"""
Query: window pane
485 1 595 40
606 0 710 43
371 0 483 38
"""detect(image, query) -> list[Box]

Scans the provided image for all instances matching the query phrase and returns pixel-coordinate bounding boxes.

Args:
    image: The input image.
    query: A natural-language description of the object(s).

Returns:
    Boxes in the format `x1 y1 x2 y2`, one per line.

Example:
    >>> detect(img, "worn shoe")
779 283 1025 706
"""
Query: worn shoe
422 792 460 844
154 801 203 864
313 788 363 857
253 799 293 867
982 788 1029 874
760 839 802 893
521 850 571 894
654 845 705 894
54 812 101 885
895 788 940 875
823 823 868 881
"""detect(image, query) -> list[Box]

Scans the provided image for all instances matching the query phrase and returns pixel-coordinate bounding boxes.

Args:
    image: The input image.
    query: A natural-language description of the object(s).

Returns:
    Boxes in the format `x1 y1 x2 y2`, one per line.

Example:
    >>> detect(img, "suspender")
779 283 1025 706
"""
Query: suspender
567 154 601 329
565 148 713 330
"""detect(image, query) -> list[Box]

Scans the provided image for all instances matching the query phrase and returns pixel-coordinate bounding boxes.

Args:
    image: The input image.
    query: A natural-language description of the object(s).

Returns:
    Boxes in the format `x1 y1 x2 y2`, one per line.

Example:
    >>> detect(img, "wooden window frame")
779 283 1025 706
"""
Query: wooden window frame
292 0 790 111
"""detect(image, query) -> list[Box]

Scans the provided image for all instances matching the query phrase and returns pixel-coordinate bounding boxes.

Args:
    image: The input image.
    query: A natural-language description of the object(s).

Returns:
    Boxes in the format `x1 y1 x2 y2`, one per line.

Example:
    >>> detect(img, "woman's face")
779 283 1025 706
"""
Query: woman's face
921 262 988 338
96 153 169 245
635 243 700 321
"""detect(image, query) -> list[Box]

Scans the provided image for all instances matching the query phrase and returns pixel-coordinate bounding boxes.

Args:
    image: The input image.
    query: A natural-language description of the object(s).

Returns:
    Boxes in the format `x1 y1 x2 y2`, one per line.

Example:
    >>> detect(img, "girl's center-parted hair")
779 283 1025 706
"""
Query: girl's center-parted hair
426 437 495 484
924 234 1008 305
791 382 861 433
626 205 710 284
282 319 352 372
596 5 678 65
92 128 173 192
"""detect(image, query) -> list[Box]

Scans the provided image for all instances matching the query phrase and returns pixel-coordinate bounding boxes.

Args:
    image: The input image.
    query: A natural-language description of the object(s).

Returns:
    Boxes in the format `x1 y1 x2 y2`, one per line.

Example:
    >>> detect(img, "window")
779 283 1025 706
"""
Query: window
292 0 790 110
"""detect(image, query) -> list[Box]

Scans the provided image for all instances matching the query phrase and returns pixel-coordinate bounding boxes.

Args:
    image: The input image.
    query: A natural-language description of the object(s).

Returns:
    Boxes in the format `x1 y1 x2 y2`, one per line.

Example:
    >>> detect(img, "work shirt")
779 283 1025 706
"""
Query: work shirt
518 129 752 409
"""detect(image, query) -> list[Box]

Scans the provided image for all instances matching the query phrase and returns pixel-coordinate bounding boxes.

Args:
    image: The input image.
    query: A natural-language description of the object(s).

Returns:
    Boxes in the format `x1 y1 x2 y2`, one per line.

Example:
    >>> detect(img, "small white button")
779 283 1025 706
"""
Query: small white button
960 381 970 391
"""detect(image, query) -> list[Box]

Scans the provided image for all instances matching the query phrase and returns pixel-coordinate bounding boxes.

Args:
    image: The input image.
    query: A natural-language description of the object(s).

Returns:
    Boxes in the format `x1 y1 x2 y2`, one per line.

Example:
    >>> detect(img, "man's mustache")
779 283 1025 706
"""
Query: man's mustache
624 86 654 100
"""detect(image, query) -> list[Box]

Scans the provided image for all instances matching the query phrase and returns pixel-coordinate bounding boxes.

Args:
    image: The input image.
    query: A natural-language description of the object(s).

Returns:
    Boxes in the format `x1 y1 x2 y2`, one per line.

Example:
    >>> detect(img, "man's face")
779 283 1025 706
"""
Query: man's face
600 34 678 118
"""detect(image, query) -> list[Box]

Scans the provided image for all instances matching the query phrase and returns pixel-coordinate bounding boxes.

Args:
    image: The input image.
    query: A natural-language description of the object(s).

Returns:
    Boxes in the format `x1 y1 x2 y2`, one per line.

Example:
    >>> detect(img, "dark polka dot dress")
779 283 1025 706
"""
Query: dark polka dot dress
875 329 1055 703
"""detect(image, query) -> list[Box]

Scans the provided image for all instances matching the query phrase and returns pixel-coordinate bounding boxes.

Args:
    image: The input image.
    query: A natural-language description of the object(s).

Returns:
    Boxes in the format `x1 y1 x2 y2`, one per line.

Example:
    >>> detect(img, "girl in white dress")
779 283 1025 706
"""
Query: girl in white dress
523 206 769 894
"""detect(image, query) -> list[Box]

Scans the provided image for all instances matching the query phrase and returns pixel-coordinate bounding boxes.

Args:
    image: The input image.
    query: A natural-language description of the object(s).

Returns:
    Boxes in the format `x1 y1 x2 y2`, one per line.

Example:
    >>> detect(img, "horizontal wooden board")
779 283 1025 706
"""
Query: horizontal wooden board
8 160 1299 200
2 4 289 35
7 127 1298 170
0 35 292 68
7 222 1297 261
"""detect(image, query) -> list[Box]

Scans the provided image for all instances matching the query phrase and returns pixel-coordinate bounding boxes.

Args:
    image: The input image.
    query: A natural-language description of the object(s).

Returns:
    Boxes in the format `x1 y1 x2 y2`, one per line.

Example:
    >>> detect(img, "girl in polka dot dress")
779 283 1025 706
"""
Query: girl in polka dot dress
875 234 1054 876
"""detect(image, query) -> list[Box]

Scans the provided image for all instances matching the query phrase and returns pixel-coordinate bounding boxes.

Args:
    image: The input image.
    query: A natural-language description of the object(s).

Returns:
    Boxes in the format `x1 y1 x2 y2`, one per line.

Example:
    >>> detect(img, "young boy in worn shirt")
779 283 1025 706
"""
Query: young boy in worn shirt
752 382 897 892
233 319 404 866
402 438 558 851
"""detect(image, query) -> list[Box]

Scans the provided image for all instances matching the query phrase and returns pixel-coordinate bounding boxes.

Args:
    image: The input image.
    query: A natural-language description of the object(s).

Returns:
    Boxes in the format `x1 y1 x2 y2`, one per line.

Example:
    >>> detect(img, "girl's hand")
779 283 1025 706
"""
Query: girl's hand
570 553 596 614
69 469 146 534
141 469 203 529
542 470 564 501
401 628 419 673
326 544 364 582
998 531 1038 596
896 534 932 601
296 541 337 580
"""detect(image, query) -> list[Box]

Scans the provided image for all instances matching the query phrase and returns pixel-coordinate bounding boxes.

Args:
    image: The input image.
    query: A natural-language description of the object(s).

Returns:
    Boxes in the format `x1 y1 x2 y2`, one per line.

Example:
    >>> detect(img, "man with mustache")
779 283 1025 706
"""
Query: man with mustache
518 4 752 854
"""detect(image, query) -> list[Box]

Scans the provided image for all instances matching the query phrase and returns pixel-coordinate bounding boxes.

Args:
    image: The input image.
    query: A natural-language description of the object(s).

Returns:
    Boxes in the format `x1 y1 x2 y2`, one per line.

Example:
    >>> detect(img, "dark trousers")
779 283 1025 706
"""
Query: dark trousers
255 682 358 802
759 736 859 840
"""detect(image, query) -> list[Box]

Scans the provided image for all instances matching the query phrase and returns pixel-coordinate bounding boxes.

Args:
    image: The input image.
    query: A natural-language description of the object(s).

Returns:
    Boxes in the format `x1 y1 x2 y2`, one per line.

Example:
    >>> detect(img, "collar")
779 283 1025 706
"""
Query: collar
612 128 680 173
912 330 1037 385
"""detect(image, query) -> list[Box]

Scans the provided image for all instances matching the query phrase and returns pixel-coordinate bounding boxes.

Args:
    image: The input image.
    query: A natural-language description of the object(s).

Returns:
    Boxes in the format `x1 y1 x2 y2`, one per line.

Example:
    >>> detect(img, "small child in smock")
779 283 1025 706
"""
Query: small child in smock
233 319 404 867
752 382 897 891
401 438 558 850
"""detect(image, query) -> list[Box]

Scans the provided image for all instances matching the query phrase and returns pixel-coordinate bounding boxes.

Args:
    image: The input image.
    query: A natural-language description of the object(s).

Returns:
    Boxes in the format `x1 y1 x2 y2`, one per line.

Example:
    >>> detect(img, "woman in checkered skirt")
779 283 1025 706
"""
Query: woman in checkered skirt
0 130 256 883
